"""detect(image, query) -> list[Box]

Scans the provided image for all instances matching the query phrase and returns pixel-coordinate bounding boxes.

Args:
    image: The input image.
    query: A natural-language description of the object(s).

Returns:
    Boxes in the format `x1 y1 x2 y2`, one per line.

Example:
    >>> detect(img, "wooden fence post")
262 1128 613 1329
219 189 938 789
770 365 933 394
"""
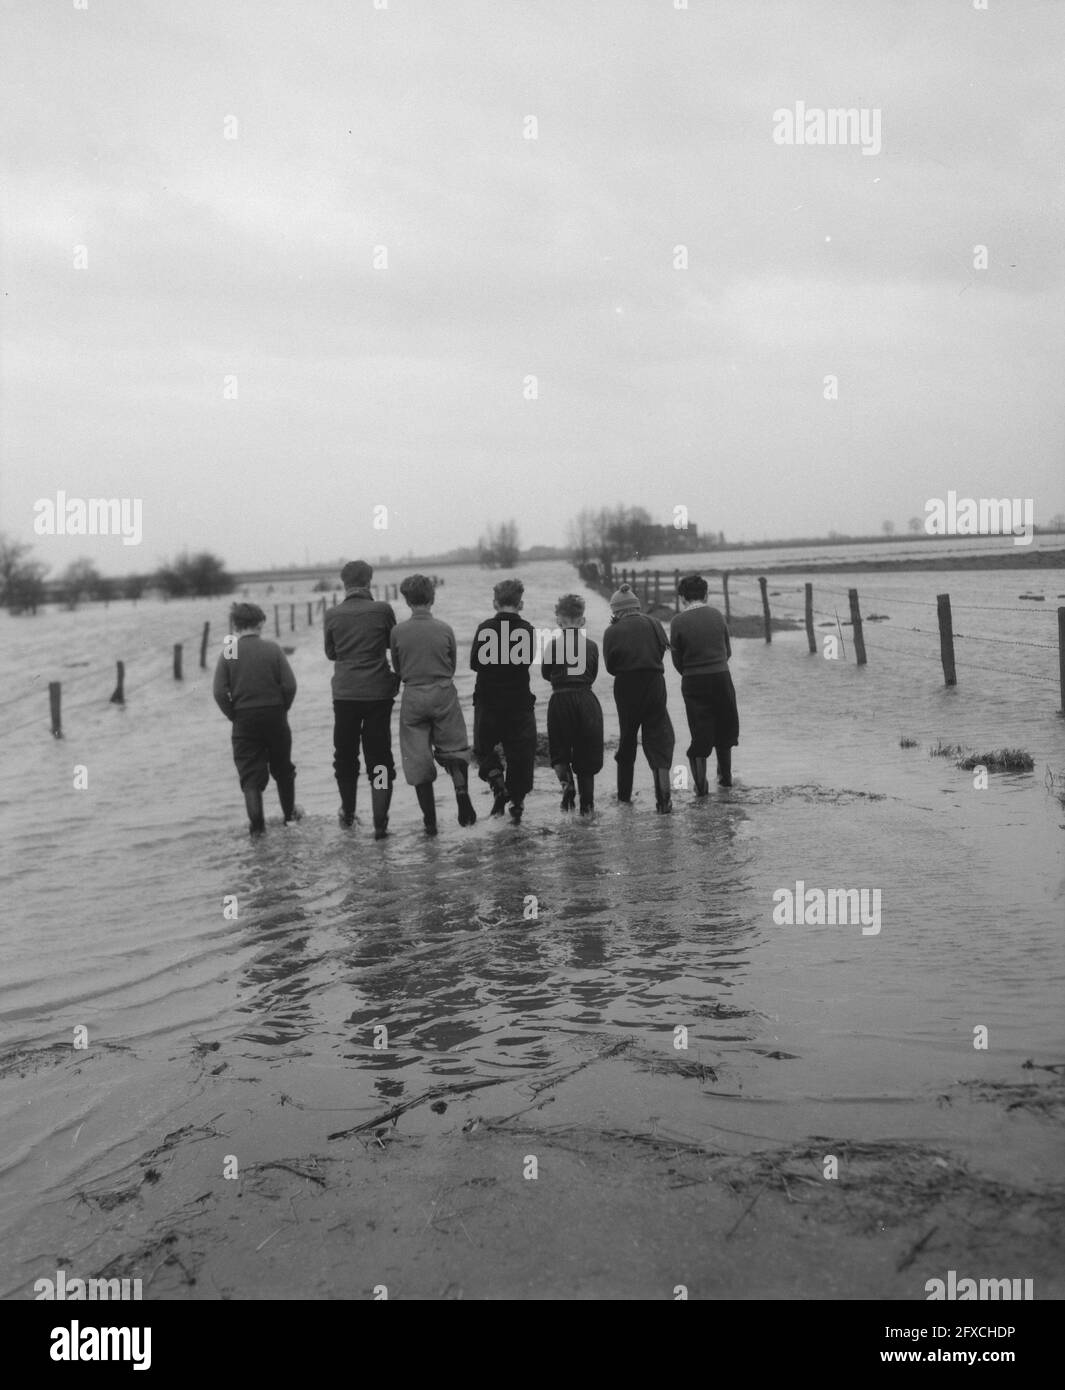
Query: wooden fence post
332 592 338 606
653 571 660 607
307 601 313 626
674 569 680 614
199 622 210 669
289 604 295 632
643 570 650 606
274 604 281 636
804 583 816 654
49 682 62 737
173 643 183 680
848 589 867 665
937 594 957 686
110 661 125 705
1057 607 1065 715
758 576 771 643
722 572 731 623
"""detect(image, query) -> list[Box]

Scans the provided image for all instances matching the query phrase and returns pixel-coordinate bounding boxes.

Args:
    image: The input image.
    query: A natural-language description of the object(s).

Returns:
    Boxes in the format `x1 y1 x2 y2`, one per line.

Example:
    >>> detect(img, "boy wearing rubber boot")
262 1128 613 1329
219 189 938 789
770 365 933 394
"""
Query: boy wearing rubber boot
213 602 299 834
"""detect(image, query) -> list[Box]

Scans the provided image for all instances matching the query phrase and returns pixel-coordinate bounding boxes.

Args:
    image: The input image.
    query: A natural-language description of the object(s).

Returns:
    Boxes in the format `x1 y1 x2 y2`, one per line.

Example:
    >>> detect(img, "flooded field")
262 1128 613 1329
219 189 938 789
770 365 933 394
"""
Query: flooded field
2 556 1063 1299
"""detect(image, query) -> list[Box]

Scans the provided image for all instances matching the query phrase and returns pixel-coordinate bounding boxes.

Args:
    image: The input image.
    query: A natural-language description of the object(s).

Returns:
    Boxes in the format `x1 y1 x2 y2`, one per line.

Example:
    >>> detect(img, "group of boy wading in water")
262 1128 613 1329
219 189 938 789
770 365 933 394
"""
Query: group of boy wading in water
212 562 739 837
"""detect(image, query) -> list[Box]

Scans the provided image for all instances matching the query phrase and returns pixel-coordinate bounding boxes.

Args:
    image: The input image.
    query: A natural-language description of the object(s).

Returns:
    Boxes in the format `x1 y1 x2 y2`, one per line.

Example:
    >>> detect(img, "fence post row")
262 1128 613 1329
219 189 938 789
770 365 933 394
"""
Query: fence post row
1057 606 1065 715
804 583 816 654
937 593 957 687
110 661 125 705
758 576 771 643
49 681 62 738
848 589 867 666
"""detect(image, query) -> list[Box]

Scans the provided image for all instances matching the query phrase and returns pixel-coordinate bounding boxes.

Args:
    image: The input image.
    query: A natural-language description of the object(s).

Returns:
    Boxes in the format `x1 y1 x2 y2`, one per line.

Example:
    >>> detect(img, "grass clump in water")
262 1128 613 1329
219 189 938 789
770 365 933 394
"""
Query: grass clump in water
899 736 919 749
956 749 1034 773
929 740 968 759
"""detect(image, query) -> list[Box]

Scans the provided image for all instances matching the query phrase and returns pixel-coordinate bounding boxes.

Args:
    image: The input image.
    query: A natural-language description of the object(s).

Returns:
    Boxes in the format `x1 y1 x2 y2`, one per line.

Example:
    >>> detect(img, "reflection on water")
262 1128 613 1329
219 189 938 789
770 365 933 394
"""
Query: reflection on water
1 556 1062 1271
227 802 762 1106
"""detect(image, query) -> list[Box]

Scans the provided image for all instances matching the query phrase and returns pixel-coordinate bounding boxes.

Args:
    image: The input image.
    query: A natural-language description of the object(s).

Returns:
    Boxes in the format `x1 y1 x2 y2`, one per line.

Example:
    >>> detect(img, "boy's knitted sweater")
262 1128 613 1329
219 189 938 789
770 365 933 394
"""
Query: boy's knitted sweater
213 634 296 720
602 612 668 673
669 604 731 675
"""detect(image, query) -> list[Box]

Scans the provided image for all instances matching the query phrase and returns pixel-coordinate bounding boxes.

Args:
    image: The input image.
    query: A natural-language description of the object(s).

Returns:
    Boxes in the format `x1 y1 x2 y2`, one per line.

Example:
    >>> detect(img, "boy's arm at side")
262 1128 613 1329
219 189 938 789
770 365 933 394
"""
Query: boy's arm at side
278 650 297 710
445 624 457 677
602 627 617 674
389 630 403 683
469 620 484 672
324 616 335 660
212 654 234 720
669 623 685 674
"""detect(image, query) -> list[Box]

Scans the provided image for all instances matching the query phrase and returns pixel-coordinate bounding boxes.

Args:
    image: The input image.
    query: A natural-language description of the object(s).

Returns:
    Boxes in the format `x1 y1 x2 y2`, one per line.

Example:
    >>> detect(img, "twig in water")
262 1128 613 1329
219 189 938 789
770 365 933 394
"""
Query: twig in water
725 1181 768 1241
896 1225 938 1273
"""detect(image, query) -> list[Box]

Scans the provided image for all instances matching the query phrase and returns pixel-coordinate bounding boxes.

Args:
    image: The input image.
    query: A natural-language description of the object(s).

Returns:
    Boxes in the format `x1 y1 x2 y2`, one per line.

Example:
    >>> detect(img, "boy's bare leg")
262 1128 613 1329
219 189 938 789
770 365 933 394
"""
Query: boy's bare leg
553 761 576 812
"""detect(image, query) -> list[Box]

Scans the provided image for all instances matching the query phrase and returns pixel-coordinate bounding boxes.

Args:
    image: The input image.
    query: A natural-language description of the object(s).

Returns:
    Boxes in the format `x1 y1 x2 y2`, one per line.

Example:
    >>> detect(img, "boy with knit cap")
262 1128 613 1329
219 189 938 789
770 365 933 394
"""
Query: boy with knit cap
390 574 476 835
602 583 676 812
669 573 739 792
540 593 603 814
213 602 299 835
469 577 537 823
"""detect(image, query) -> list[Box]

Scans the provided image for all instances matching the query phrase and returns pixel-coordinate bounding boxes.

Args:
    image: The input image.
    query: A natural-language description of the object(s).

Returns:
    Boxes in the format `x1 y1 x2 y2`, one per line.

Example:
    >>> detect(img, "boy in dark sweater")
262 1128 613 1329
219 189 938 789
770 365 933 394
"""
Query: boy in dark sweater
469 578 537 823
669 573 739 792
540 593 603 815
390 574 476 835
602 584 676 812
213 602 299 835
324 559 398 837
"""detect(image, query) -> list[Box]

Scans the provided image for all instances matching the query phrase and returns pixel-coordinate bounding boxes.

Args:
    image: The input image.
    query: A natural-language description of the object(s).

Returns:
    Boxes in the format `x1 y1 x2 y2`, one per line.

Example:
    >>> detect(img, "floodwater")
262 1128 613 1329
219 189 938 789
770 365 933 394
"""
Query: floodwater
1 553 1063 1297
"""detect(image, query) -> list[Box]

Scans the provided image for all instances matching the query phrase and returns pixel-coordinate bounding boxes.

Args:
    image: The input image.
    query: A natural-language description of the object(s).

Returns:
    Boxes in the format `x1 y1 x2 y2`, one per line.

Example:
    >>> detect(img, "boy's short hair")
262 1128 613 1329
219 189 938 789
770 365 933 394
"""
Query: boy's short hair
400 573 435 607
555 593 585 621
678 573 709 602
493 577 524 608
230 602 266 631
340 560 373 589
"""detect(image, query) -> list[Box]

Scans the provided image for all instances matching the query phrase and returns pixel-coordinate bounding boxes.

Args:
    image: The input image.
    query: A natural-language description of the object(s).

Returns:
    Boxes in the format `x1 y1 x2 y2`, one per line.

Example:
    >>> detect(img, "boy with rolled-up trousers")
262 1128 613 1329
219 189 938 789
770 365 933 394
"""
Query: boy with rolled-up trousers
390 574 476 835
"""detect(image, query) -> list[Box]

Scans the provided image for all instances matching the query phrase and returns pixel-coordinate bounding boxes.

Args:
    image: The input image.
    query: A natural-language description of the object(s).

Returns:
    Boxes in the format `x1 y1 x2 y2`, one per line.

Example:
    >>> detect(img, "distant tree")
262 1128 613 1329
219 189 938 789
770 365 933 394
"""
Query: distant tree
123 574 146 601
93 574 117 605
478 520 521 569
907 517 923 534
61 558 102 609
155 551 235 598
882 520 895 536
0 534 48 614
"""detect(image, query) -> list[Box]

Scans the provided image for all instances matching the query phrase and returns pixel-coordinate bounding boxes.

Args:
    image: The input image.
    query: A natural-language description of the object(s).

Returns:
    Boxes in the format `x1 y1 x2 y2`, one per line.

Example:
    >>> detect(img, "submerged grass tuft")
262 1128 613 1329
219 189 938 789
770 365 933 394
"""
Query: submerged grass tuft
899 736 919 749
929 740 967 759
956 749 1034 773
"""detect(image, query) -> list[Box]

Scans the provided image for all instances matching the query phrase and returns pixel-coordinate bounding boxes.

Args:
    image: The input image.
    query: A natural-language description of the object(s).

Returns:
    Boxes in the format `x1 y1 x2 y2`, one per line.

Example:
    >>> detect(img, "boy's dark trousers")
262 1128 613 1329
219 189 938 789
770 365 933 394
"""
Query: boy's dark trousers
473 698 536 803
232 707 296 820
612 670 675 799
332 698 395 818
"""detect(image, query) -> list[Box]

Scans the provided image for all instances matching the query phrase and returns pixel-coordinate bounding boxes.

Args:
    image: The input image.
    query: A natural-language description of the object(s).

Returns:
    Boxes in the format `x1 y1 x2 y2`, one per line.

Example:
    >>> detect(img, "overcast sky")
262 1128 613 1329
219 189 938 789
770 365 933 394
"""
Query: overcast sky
2 0 1062 575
